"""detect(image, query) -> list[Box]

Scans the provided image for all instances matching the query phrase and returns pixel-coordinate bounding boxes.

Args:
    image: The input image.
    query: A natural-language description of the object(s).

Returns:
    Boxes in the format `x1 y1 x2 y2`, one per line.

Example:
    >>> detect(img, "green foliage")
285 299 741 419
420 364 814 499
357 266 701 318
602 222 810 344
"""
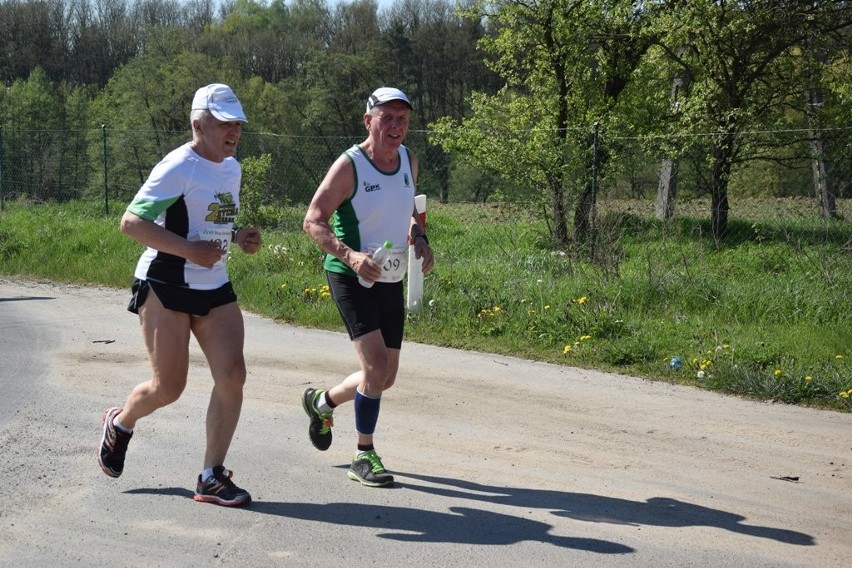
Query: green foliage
238 153 276 227
0 201 138 286
2 200 850 410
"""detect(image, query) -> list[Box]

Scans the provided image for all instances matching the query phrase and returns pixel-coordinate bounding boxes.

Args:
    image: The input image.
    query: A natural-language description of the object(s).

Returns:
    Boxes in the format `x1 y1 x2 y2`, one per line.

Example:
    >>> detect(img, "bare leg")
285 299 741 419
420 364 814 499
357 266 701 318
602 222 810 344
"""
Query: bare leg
326 329 400 447
116 290 191 429
191 302 246 469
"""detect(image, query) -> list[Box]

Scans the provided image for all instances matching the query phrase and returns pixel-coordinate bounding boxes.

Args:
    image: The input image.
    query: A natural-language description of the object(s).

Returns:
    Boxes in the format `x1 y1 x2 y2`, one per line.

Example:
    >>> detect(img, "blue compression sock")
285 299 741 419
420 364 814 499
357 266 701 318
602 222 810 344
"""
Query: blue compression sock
354 390 381 435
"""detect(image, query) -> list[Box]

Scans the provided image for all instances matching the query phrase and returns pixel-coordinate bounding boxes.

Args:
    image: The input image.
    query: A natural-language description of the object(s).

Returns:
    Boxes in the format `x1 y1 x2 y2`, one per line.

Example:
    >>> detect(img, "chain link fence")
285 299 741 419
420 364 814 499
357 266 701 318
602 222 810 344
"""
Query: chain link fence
0 125 850 233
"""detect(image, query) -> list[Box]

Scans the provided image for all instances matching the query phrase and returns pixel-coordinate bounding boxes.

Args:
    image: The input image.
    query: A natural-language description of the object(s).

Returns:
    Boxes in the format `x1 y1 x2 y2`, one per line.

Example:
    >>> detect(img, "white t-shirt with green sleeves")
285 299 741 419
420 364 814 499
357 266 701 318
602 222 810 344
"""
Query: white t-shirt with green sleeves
126 142 241 290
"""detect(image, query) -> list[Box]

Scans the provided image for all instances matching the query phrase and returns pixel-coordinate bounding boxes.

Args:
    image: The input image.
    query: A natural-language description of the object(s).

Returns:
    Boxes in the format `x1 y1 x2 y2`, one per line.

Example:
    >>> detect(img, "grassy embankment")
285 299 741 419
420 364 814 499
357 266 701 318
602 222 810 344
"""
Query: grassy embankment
1 199 850 411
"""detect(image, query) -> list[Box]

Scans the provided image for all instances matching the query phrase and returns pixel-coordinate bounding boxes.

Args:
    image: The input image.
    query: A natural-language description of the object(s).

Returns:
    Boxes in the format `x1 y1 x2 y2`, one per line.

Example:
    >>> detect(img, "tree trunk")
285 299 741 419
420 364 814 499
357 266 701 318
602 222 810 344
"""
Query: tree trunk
709 136 734 241
809 130 836 219
804 67 837 219
550 174 570 248
573 182 594 243
656 158 677 220
656 66 688 221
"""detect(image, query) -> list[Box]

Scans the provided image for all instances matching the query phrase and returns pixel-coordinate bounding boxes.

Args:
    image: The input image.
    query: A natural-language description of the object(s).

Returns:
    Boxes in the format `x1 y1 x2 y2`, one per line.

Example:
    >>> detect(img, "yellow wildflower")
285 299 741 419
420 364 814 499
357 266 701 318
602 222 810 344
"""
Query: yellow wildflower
577 296 588 305
563 345 572 354
774 369 783 377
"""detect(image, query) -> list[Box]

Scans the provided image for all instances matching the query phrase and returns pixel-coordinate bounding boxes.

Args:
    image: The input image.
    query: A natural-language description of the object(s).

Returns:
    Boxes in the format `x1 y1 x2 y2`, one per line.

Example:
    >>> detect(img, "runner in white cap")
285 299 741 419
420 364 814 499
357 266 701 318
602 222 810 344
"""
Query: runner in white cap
301 86 433 487
98 83 261 507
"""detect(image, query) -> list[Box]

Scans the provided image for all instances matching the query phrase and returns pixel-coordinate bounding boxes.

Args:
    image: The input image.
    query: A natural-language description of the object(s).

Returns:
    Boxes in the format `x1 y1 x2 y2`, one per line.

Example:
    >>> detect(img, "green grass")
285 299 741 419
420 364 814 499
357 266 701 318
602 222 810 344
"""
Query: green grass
2 199 850 411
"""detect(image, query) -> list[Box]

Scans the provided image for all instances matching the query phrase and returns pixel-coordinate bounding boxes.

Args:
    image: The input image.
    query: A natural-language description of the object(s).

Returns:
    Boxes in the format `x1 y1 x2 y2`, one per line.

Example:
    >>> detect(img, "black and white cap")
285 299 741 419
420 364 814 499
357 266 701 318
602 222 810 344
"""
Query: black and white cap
366 87 412 113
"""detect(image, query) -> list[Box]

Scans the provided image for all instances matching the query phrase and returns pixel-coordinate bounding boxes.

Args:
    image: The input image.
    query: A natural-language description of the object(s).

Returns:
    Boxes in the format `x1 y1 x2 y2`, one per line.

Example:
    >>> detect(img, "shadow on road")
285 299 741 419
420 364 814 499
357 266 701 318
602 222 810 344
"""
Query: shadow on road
393 471 814 546
125 486 632 553
125 470 813 550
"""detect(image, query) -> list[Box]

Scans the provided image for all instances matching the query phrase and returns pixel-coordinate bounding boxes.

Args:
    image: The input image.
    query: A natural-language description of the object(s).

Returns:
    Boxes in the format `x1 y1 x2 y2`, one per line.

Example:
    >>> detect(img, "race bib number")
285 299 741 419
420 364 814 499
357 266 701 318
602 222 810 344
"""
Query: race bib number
376 247 408 283
198 226 231 268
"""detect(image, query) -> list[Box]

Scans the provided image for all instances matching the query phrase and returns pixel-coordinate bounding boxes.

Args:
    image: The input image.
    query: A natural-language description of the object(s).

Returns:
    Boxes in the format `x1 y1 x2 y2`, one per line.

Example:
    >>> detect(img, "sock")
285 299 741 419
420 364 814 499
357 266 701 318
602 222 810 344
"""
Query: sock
354 390 381 435
318 391 336 414
201 467 215 483
357 443 375 453
112 417 133 434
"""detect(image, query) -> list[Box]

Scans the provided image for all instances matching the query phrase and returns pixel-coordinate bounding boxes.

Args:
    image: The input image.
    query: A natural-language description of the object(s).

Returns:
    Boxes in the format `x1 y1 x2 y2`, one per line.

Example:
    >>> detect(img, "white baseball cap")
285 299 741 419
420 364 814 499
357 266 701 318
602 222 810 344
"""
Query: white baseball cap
366 87 412 113
191 83 247 123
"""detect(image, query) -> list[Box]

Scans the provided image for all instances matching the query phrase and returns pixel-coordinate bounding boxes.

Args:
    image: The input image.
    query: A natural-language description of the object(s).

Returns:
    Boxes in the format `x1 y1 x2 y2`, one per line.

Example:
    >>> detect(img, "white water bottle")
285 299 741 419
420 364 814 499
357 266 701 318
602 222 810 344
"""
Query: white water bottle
358 240 393 288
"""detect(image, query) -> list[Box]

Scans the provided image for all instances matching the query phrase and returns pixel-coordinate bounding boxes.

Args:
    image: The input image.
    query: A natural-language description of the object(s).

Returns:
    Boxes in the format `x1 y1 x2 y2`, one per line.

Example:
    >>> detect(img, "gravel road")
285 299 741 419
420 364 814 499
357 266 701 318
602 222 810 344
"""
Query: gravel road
0 278 849 567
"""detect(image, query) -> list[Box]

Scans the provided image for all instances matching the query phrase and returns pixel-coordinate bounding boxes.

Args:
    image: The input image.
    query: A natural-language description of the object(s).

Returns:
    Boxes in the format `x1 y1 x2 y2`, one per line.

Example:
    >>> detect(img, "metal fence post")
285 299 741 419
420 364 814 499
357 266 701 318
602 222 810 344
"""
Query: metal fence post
589 122 599 262
101 125 108 215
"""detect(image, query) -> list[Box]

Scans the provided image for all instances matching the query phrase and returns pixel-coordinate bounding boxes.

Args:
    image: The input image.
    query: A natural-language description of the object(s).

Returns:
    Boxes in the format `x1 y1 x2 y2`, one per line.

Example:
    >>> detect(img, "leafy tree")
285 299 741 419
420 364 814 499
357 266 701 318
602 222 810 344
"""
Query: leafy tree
431 0 654 249
90 51 244 202
0 0 69 83
1 67 66 200
383 0 498 202
653 0 852 239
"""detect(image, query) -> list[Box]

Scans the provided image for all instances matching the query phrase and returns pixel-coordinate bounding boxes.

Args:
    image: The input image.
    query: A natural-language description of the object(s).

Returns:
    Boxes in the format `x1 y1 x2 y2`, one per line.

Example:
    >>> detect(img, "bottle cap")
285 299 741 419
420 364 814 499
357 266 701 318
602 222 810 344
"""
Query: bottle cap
383 240 393 248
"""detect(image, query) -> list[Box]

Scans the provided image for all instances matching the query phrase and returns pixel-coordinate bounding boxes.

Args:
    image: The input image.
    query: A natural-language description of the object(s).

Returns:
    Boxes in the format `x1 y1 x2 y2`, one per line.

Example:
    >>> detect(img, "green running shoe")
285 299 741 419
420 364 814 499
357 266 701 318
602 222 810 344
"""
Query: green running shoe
348 450 394 487
302 388 333 451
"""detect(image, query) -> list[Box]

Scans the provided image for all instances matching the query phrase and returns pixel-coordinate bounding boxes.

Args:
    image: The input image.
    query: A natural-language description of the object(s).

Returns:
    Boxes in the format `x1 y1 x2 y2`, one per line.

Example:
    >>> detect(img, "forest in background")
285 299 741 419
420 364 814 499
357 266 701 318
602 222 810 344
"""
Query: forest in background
1 0 851 244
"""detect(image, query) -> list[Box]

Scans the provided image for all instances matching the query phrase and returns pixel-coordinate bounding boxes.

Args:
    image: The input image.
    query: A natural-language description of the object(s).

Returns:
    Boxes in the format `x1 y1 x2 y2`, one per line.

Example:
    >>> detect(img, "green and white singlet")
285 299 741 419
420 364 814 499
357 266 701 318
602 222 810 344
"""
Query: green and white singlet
324 144 415 282
126 143 241 290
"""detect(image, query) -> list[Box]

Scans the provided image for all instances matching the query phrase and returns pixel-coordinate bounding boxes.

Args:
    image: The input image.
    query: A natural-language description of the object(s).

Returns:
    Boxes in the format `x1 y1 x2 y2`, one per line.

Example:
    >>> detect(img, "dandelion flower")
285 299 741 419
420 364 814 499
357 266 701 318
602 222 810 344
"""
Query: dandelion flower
836 355 844 360
580 335 592 341
577 296 588 305
804 375 813 382
563 345 572 355
544 305 551 310
774 369 783 377
697 370 705 379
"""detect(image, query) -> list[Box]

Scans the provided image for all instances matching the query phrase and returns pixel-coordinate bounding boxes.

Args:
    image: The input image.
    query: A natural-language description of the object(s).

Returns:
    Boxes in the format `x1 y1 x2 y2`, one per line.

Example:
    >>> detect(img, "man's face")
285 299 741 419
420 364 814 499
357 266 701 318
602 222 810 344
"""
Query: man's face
193 112 243 162
367 101 411 148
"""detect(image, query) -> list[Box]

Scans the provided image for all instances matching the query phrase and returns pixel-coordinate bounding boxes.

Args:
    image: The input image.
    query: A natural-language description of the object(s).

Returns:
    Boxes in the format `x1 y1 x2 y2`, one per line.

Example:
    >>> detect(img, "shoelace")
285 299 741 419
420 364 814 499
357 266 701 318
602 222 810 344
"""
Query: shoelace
110 427 131 453
319 414 334 434
361 451 386 473
208 473 239 492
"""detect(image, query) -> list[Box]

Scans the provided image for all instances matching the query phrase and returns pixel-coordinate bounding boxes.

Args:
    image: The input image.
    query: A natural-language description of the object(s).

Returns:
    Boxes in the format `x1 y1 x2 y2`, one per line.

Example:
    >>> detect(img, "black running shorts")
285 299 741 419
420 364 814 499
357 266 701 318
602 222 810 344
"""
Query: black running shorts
127 278 237 316
325 271 405 348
